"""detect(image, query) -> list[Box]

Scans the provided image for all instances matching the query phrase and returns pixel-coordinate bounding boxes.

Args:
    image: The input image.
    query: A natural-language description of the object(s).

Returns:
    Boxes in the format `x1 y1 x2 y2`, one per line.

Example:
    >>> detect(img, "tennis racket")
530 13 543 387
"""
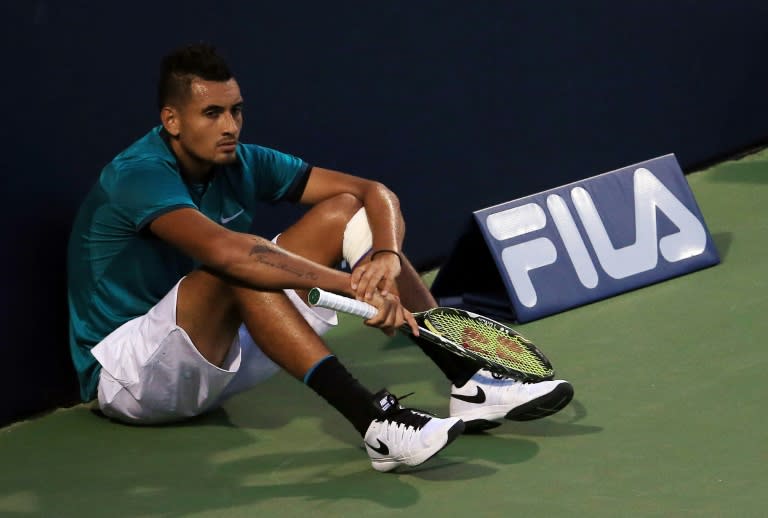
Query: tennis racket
308 288 555 382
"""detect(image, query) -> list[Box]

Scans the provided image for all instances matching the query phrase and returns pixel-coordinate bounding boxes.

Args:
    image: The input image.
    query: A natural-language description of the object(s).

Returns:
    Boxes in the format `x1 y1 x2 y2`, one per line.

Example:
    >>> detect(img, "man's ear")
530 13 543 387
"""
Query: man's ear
161 106 180 137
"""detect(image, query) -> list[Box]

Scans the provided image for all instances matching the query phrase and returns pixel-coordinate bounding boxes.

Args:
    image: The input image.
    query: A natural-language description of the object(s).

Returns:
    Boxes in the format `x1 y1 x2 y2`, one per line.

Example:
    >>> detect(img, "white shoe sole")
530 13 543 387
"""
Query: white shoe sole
456 382 574 433
370 419 465 472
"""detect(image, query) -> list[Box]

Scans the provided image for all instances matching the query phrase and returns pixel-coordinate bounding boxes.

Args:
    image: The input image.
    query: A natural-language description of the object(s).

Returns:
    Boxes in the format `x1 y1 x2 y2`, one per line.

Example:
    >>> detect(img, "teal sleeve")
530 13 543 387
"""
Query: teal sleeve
104 160 196 230
238 144 310 202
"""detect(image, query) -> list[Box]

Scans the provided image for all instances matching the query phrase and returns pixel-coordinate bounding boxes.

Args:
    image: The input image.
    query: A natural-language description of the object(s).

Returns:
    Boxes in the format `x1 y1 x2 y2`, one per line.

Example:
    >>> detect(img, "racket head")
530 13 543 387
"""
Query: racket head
420 307 555 382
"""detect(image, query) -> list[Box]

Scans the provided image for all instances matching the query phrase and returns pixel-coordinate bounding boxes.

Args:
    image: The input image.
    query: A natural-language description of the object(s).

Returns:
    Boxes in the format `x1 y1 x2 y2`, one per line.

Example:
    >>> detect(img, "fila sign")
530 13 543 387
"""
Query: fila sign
472 154 719 322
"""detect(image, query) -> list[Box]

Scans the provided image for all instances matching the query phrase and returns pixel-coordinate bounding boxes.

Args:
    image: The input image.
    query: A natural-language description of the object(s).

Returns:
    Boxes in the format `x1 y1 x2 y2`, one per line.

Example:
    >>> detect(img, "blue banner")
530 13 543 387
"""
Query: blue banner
474 154 720 322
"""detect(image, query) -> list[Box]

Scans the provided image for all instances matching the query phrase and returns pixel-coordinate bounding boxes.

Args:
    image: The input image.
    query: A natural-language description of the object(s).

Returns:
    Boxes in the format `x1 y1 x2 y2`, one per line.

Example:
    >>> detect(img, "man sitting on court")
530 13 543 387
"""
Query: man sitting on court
67 43 574 472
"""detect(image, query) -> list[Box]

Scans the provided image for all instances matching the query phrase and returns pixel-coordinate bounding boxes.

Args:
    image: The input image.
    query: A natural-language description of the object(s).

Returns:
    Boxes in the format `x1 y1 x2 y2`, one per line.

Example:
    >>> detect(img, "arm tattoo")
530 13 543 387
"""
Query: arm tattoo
248 244 319 281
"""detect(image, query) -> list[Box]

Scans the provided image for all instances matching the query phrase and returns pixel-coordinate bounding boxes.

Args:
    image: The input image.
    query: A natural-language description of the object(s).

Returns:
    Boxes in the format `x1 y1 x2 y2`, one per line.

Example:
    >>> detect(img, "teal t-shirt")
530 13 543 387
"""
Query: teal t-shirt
67 126 310 401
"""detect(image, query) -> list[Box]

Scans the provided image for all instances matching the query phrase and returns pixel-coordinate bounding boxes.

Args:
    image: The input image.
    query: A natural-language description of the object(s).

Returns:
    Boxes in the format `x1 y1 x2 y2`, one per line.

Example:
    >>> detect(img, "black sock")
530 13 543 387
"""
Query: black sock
304 355 379 436
409 335 479 387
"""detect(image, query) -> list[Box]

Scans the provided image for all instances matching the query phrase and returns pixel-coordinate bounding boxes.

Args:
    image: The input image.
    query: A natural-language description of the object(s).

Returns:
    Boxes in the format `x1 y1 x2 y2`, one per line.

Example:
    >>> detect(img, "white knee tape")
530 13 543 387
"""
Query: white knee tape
343 207 373 268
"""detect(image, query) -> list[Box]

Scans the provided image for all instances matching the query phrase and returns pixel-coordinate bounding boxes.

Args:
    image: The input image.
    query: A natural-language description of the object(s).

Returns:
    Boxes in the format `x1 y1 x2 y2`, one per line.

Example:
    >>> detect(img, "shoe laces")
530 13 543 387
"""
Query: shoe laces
377 392 432 430
385 407 432 430
488 370 529 385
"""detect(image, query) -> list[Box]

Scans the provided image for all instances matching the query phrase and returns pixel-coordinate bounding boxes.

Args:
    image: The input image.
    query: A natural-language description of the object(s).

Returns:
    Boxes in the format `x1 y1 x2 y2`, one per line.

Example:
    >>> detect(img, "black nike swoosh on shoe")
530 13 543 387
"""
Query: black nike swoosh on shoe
450 386 486 404
365 439 389 455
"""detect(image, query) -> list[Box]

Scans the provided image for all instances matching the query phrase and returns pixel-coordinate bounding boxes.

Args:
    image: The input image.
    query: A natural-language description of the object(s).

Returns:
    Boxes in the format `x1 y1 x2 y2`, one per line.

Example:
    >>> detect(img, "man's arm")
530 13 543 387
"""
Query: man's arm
299 167 405 300
149 208 354 296
149 207 419 335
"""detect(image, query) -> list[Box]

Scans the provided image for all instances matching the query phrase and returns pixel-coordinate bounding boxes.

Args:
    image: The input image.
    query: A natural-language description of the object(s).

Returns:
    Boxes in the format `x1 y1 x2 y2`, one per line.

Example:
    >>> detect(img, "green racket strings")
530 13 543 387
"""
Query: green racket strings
423 312 553 378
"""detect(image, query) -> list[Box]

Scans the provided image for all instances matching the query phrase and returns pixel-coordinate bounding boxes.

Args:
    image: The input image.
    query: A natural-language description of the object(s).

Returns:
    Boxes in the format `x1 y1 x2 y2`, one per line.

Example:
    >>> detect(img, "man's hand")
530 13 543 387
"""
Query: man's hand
350 252 402 301
362 289 419 337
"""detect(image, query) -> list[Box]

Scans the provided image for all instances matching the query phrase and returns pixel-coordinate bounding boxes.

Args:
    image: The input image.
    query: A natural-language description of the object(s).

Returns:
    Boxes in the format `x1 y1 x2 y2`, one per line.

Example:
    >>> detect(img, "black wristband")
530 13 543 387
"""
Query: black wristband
370 249 403 266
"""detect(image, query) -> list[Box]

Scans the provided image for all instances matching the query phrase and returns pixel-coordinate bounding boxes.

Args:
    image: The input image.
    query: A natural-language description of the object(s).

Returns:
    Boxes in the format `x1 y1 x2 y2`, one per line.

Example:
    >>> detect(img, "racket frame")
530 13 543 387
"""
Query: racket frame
308 288 554 380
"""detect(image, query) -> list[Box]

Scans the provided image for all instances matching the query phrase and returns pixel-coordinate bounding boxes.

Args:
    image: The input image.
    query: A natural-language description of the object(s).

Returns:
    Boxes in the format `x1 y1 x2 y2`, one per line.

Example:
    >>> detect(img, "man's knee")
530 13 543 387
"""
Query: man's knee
312 194 373 267
312 192 363 230
277 193 368 267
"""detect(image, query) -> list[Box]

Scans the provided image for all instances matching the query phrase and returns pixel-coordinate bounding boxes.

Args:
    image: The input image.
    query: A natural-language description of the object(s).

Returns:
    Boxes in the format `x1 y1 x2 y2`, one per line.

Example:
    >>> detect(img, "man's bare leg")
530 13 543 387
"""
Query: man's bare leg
176 269 333 376
392 255 438 312
174 195 465 469
385 252 481 386
176 193 362 375
275 192 361 303
174 194 387 438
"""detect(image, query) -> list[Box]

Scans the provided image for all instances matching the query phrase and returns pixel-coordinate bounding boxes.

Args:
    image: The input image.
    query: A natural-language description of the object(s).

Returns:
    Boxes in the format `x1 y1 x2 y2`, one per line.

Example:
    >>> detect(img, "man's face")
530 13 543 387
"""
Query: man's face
164 77 243 172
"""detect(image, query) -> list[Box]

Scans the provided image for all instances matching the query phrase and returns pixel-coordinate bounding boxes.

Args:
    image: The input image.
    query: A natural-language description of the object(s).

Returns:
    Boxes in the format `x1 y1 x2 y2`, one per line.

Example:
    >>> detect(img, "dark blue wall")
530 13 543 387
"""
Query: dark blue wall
2 1 766 425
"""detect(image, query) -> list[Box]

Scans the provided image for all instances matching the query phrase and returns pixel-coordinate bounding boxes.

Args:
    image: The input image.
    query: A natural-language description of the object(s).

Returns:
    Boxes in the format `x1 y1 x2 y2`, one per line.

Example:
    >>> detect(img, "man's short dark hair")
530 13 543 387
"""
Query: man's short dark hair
157 43 234 110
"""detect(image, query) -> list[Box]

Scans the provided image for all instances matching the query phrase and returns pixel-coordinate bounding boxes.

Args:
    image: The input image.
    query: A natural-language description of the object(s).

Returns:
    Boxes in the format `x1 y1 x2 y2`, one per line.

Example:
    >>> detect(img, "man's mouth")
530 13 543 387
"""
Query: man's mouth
218 141 237 151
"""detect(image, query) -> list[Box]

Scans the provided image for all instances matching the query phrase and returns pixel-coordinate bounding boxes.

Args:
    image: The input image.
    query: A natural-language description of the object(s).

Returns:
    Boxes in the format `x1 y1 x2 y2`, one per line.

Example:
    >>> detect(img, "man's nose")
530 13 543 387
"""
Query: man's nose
221 112 239 134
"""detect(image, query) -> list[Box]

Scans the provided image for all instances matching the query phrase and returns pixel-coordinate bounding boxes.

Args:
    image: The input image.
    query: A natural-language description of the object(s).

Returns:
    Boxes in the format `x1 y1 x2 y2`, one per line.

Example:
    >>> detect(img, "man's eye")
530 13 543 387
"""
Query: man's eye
205 111 219 118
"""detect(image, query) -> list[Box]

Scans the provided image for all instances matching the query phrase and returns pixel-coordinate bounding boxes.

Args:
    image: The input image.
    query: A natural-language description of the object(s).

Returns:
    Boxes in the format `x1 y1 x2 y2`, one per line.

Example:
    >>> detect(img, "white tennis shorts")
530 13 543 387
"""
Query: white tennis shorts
91 279 338 425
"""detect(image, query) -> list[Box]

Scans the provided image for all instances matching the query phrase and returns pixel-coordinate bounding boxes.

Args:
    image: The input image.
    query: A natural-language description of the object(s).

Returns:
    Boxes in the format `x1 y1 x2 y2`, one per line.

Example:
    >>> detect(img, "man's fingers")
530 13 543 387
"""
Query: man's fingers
350 264 366 291
378 277 397 297
402 309 419 336
357 269 385 301
364 269 385 300
360 291 417 337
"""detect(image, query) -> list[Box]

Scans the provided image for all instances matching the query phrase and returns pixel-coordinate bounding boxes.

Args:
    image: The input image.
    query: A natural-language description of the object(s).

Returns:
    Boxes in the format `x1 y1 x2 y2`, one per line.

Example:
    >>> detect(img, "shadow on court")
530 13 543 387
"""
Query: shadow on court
710 232 733 262
0 399 566 517
0 407 445 516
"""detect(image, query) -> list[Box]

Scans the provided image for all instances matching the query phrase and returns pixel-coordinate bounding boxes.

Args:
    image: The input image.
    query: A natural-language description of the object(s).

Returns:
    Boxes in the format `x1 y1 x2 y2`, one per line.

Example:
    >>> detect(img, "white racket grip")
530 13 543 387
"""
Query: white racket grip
308 288 378 319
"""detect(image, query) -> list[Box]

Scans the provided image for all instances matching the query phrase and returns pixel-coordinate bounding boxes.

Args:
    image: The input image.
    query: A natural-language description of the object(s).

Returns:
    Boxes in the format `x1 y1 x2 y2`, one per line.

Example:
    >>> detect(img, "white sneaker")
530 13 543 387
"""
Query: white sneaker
449 369 574 432
364 390 465 472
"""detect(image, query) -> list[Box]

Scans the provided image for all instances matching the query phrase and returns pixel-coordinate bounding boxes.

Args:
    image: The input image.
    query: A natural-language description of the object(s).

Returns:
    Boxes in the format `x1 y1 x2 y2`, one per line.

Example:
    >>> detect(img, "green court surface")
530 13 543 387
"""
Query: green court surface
2 150 767 517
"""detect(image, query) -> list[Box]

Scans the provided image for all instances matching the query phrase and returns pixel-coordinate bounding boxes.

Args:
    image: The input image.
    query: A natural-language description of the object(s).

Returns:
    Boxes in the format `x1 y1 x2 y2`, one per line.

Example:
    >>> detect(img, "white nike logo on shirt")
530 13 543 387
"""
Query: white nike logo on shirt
220 209 244 224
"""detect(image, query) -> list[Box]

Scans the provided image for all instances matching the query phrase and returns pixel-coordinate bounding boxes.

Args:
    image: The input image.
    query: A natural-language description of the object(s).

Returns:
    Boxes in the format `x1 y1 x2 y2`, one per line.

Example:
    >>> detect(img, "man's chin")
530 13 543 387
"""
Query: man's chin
214 152 238 165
